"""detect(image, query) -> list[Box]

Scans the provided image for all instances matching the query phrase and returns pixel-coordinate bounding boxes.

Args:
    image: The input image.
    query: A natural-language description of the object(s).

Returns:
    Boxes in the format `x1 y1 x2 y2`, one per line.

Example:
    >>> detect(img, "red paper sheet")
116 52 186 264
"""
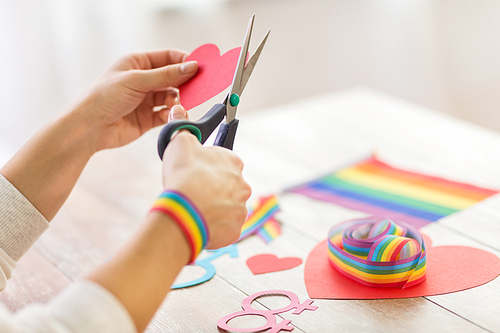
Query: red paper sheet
304 239 500 299
179 44 241 110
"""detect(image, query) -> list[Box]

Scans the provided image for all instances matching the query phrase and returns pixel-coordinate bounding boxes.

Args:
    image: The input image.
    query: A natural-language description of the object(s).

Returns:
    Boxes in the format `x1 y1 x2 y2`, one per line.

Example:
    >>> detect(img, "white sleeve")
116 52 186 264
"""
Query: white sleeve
0 280 137 333
0 174 136 332
0 174 49 290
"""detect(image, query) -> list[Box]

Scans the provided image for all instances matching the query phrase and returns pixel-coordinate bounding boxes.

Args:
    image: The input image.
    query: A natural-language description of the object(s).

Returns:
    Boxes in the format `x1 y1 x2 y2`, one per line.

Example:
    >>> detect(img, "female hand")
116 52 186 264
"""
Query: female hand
161 105 252 249
68 50 198 152
0 50 197 221
86 104 250 332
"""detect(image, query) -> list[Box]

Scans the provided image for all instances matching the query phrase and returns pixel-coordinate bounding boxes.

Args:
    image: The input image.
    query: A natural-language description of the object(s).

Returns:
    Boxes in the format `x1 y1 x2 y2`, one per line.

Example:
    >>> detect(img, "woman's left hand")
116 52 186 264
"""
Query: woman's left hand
69 49 198 151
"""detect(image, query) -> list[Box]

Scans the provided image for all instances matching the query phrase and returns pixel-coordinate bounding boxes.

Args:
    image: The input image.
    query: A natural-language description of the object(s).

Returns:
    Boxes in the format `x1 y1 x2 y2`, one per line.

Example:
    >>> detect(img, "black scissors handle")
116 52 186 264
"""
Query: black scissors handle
157 103 226 160
214 119 239 150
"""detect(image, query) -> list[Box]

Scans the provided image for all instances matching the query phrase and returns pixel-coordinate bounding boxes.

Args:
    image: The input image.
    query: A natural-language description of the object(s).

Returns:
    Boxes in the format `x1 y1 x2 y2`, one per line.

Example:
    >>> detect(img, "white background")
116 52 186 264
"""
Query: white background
1 0 500 164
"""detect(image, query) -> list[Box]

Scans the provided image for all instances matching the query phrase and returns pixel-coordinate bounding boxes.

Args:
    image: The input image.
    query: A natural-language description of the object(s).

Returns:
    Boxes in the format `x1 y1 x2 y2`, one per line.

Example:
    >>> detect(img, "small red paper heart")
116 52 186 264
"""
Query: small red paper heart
179 44 241 110
247 254 303 275
304 239 500 299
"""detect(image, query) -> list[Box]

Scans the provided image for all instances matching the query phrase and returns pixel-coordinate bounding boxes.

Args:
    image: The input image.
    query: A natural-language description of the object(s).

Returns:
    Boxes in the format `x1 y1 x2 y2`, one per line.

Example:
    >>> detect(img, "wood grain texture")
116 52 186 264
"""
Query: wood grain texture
0 248 72 312
33 185 142 279
421 223 500 333
214 224 490 332
147 275 307 333
2 88 500 332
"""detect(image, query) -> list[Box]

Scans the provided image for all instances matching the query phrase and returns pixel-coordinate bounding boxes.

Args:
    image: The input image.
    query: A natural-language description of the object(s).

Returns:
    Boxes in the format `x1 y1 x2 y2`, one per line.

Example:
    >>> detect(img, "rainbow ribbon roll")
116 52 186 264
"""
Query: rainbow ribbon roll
328 217 426 288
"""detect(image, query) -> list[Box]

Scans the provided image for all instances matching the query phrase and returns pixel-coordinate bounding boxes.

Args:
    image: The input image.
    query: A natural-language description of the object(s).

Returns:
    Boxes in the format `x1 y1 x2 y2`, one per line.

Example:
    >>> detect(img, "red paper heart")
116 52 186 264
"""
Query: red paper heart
179 44 241 110
247 254 303 275
304 238 500 299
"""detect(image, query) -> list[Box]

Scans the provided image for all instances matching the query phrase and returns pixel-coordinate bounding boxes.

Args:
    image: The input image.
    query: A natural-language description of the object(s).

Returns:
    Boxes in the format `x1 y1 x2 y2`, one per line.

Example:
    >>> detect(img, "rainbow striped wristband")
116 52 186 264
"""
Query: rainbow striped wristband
150 190 209 263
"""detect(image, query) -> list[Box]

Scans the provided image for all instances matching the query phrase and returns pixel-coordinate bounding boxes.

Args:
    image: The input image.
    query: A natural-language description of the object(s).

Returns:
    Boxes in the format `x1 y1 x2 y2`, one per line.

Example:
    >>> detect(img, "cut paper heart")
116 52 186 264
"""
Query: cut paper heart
247 254 303 275
179 44 241 110
304 238 500 299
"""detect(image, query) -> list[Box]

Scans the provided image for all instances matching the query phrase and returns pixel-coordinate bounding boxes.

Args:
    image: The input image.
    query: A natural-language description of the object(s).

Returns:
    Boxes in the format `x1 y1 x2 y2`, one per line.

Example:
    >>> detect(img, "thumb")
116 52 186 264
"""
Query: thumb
134 61 198 91
168 105 188 122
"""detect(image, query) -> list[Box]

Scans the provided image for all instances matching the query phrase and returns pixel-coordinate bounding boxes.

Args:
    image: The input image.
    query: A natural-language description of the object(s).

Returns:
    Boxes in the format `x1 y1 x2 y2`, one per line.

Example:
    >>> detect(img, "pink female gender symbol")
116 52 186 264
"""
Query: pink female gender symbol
217 290 318 333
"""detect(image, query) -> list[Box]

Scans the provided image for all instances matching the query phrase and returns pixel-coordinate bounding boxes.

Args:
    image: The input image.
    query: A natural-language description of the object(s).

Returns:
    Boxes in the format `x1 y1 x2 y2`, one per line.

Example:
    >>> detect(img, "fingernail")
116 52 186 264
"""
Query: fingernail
180 61 198 74
170 105 186 120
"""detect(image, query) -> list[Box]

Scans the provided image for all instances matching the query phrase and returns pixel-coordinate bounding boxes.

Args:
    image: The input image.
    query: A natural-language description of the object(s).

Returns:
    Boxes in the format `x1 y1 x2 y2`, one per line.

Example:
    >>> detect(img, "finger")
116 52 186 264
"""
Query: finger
168 105 188 122
133 61 198 92
143 49 190 68
213 147 245 172
161 130 198 167
243 182 252 201
151 102 188 128
165 88 180 109
167 130 201 154
154 109 169 126
153 88 179 107
231 153 245 172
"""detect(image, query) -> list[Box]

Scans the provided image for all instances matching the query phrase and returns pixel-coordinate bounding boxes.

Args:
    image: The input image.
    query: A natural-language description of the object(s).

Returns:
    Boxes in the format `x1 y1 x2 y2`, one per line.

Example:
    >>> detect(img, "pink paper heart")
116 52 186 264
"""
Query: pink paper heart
247 254 303 275
179 44 241 110
304 239 500 299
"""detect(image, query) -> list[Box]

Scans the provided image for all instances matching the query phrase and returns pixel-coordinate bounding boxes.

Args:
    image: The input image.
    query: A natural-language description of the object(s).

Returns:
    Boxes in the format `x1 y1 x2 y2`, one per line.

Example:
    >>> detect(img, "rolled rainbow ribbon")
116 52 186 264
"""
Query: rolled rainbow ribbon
328 217 426 288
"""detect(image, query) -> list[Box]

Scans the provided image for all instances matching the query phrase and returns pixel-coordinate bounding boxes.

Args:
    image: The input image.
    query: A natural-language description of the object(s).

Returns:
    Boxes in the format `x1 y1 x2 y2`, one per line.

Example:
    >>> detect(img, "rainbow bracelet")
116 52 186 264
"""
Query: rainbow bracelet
150 190 209 263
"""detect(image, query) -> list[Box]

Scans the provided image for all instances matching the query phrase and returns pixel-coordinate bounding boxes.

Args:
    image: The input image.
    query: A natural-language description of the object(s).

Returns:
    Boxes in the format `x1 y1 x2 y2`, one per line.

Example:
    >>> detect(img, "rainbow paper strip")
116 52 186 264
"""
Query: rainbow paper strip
288 156 498 228
256 218 282 244
238 195 280 242
328 217 426 288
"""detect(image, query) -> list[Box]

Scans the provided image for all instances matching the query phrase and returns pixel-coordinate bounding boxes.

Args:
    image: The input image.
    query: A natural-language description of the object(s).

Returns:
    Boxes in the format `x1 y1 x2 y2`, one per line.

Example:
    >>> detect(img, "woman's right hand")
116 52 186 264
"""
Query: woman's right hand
161 105 252 249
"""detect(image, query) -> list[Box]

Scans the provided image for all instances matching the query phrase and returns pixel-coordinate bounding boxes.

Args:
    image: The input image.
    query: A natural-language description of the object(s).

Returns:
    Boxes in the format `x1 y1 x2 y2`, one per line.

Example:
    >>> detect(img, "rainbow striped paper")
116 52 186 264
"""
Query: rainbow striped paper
256 218 282 243
288 156 498 228
238 195 281 242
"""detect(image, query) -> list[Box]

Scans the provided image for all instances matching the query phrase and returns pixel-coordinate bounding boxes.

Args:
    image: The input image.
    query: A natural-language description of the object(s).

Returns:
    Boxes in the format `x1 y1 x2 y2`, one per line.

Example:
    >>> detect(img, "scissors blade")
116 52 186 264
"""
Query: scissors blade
225 14 254 123
239 29 270 94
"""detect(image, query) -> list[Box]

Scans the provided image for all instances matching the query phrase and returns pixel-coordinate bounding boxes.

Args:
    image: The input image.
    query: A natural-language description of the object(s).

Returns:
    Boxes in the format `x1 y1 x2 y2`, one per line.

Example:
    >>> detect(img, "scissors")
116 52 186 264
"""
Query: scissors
157 14 270 159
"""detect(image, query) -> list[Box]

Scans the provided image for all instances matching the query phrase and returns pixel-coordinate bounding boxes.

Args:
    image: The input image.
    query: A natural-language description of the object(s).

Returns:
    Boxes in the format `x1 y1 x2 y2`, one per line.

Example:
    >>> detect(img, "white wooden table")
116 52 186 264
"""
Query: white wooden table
1 87 499 332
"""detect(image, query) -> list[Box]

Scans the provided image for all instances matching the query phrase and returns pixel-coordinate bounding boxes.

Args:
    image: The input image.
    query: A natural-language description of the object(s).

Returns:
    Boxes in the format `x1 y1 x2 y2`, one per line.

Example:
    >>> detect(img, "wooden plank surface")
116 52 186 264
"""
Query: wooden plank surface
1 87 500 332
214 224 487 333
0 248 72 312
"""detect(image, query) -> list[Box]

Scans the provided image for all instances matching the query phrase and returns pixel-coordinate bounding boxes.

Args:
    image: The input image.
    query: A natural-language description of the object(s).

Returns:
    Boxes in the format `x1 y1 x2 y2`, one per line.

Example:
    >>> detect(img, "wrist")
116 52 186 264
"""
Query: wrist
61 97 103 156
149 190 209 263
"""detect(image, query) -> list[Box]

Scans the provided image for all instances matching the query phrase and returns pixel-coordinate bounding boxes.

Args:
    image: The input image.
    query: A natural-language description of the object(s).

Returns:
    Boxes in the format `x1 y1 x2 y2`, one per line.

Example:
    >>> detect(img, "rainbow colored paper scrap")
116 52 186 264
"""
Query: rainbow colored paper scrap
287 156 498 229
256 218 281 243
238 195 281 243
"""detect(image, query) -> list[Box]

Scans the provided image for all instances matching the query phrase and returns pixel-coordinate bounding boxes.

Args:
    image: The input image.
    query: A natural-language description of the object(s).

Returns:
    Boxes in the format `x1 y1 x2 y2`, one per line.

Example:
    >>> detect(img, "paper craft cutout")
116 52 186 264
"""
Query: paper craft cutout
256 218 282 243
304 236 500 299
246 254 303 275
217 290 317 332
171 244 238 289
287 156 499 229
238 195 281 242
327 217 426 288
179 44 241 110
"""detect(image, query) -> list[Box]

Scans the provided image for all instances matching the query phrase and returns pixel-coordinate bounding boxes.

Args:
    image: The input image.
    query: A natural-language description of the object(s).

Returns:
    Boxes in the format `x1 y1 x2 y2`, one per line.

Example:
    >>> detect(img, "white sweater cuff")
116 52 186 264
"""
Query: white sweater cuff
45 280 137 333
0 174 49 261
